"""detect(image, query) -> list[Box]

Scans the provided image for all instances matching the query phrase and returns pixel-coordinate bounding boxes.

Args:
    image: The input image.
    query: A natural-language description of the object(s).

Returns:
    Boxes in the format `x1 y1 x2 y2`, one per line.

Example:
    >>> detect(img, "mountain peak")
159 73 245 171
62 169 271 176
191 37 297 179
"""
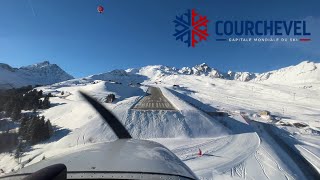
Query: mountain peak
193 63 210 68
22 61 52 69
0 61 74 89
0 63 15 72
299 60 312 64
198 63 209 66
36 60 50 66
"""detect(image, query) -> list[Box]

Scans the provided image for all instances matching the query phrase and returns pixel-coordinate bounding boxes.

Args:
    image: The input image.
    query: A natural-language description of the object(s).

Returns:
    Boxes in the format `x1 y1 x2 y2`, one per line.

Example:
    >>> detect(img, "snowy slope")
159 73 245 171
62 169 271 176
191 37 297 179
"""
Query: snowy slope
0 78 233 173
0 61 74 89
254 61 320 84
1 60 319 180
152 74 319 178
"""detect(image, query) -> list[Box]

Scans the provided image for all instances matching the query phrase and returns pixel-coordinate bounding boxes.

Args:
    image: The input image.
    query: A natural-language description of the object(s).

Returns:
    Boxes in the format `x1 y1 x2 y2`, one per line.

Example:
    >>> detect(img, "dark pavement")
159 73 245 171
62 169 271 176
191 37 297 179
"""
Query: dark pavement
132 87 176 110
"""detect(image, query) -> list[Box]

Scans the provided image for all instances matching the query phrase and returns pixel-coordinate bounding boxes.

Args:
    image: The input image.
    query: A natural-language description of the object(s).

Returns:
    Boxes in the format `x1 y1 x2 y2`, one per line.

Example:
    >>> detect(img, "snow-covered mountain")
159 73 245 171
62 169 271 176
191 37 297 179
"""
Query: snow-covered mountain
253 61 320 84
125 61 319 84
2 60 317 89
179 63 223 78
0 61 74 89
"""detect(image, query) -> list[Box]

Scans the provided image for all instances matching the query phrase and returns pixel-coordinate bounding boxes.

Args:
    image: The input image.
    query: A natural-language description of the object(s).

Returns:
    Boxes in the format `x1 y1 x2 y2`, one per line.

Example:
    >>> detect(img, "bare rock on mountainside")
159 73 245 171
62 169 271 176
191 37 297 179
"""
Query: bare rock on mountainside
105 94 116 103
0 61 74 89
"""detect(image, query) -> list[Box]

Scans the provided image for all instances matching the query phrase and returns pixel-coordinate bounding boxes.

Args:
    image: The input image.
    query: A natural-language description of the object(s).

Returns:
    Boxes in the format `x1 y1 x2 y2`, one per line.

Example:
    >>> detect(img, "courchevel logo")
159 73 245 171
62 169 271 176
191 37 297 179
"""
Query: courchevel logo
173 10 312 47
173 9 209 48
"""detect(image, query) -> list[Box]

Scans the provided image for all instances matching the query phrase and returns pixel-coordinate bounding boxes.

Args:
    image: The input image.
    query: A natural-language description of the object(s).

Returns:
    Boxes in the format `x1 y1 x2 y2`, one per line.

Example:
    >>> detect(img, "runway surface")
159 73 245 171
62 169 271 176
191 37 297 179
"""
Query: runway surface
132 87 176 110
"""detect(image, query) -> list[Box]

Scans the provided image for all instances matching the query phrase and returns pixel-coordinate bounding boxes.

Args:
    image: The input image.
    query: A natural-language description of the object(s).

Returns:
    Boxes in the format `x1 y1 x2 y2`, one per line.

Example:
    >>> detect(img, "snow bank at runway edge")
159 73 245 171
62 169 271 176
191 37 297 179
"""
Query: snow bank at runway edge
160 87 229 137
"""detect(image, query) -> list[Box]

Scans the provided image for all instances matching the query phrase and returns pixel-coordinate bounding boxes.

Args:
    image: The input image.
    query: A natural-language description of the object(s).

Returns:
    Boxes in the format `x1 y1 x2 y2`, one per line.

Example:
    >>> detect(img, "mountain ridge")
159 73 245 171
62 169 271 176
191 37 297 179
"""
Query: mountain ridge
1 60 318 89
0 61 74 89
123 60 319 84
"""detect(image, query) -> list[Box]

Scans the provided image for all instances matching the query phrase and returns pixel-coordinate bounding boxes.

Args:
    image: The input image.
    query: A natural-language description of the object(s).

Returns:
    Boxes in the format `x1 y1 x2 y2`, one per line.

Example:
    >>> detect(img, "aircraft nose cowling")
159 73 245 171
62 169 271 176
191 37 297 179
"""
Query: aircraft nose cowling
1 139 198 180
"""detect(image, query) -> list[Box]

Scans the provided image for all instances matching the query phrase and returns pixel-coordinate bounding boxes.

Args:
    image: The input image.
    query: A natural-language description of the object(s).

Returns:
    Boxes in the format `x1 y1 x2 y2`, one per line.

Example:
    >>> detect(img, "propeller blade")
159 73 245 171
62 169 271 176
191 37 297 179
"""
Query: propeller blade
79 91 132 139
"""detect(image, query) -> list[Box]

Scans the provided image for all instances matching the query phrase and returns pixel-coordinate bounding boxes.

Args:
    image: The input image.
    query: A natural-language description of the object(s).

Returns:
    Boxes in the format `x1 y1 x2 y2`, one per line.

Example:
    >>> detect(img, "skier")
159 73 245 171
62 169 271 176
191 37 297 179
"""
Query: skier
198 148 203 157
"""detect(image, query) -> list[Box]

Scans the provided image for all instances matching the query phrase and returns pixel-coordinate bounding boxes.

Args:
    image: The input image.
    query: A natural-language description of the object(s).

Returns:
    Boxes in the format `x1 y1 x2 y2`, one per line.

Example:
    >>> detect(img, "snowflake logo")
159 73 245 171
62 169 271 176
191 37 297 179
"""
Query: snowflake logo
173 9 209 47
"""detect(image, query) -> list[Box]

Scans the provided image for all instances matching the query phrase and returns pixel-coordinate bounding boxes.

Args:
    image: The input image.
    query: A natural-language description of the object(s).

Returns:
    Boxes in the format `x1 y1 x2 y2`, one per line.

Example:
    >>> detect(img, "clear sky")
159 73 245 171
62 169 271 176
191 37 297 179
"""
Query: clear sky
0 0 319 77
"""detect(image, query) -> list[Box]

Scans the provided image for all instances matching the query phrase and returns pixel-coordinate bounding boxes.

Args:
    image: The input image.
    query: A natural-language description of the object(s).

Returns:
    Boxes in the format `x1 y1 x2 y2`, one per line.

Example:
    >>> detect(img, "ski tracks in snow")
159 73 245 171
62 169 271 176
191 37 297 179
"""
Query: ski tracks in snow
171 137 232 161
254 151 270 180
231 162 247 179
163 132 259 175
260 146 291 180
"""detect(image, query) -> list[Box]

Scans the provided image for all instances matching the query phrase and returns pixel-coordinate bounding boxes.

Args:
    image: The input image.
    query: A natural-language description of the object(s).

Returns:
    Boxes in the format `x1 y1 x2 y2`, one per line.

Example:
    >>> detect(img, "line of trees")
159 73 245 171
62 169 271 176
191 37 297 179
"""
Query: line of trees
15 115 54 160
0 86 55 157
0 86 54 161
0 85 51 121
19 115 53 145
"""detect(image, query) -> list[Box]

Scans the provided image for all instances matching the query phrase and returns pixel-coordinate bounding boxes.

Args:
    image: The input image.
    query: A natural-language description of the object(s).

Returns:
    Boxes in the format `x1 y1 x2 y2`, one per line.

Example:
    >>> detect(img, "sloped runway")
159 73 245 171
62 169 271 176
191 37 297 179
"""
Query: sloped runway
132 87 176 110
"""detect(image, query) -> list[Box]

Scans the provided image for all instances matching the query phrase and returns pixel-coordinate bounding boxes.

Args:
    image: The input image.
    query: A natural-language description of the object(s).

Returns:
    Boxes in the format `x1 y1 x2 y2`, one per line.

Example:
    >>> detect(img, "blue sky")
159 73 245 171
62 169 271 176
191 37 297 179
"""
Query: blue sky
0 0 319 77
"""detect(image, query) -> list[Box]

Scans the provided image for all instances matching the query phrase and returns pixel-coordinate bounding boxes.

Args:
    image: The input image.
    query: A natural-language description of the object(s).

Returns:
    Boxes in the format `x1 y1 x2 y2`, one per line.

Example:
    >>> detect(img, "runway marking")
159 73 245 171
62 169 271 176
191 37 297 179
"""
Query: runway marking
132 87 176 110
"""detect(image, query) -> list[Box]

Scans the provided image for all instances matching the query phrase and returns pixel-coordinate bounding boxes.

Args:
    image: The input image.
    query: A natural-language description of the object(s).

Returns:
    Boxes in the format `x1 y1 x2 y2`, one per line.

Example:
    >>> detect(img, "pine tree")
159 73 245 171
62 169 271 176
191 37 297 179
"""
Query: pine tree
29 116 50 144
14 142 23 160
27 116 37 142
42 96 50 109
11 104 22 121
19 116 28 138
38 90 43 97
4 101 13 117
46 120 53 137
38 99 43 109
43 121 50 140
38 116 46 141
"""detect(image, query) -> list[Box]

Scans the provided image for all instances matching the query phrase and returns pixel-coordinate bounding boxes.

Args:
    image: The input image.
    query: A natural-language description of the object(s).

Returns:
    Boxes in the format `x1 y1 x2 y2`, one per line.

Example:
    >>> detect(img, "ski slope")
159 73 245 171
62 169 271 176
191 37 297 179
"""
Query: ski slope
153 74 319 179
